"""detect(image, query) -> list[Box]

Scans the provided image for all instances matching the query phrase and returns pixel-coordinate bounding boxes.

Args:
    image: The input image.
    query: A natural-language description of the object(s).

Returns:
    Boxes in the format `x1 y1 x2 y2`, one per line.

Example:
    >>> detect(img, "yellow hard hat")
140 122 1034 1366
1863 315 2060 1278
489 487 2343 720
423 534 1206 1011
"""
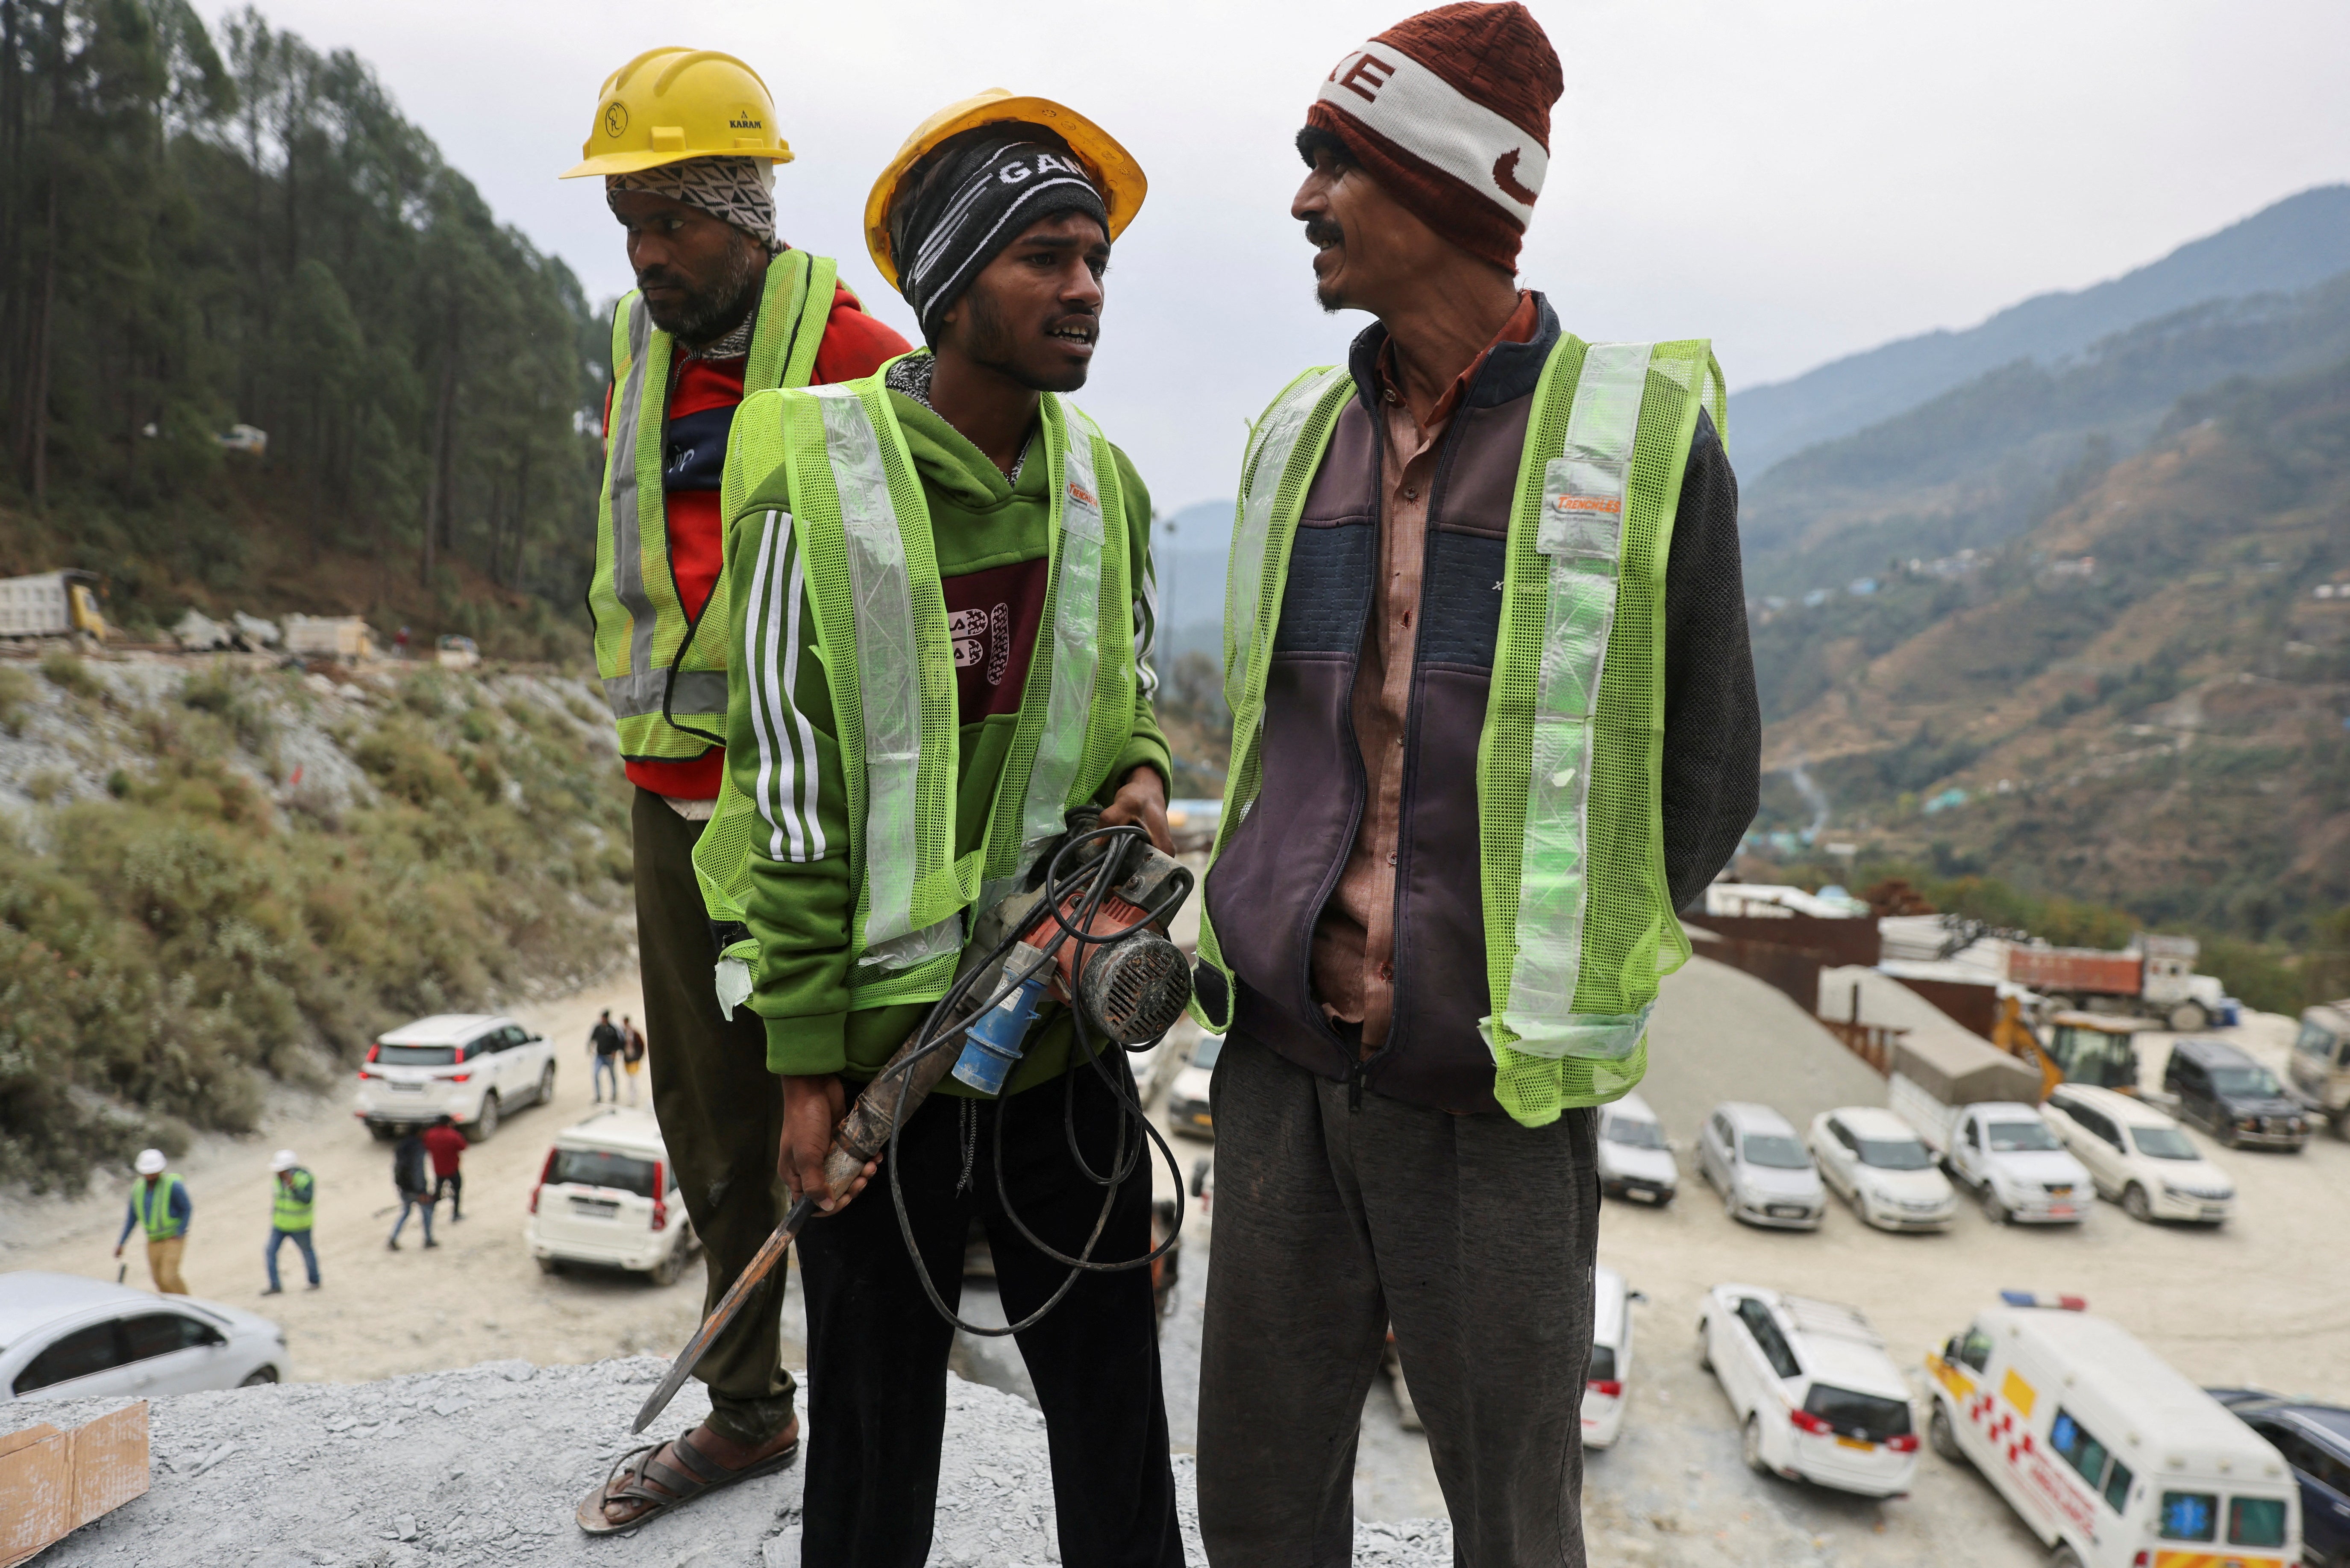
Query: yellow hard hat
559 47 792 180
864 89 1146 291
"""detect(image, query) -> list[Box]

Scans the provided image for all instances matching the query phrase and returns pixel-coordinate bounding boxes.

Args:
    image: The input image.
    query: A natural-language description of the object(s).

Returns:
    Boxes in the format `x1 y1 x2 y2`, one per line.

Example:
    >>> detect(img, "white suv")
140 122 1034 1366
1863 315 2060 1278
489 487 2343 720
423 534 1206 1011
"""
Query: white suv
1698 1284 1919 1498
355 1013 556 1141
2043 1083 2235 1224
1808 1106 1957 1232
526 1108 697 1284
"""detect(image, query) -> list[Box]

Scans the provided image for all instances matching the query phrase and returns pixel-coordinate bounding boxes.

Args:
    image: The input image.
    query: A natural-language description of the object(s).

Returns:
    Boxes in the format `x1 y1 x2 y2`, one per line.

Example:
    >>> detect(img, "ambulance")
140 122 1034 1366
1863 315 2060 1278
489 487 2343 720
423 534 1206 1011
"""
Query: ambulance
1924 1293 2300 1567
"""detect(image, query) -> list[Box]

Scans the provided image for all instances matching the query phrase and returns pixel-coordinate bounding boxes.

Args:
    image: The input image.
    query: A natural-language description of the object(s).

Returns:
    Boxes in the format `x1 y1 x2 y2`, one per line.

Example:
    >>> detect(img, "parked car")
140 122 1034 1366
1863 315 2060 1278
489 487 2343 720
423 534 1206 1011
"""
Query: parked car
1807 1106 1957 1232
2288 1001 2350 1138
1929 1099 2092 1226
355 1013 556 1141
2043 1083 2235 1224
2163 1037 2310 1150
1926 1294 2300 1567
526 1108 697 1285
1167 1034 1219 1139
1697 1284 1918 1497
1123 1031 1184 1106
1583 1265 1642 1450
3 1273 287 1402
1596 1092 1677 1204
2208 1389 2350 1568
1697 1102 1825 1229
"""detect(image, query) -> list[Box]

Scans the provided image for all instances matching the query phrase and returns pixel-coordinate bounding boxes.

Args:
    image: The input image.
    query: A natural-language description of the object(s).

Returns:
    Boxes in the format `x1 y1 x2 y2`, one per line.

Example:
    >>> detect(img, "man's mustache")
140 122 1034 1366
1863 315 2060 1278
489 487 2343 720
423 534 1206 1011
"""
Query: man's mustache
1304 217 1344 250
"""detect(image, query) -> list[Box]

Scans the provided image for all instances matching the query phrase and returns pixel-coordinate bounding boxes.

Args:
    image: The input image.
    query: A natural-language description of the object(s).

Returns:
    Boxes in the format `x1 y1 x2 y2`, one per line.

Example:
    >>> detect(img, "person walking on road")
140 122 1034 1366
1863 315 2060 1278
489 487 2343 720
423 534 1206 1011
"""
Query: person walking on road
261 1149 320 1295
1190 8 1758 1565
388 1127 438 1251
589 1010 623 1104
422 1114 469 1222
115 1148 191 1295
621 1016 647 1106
556 43 910 1539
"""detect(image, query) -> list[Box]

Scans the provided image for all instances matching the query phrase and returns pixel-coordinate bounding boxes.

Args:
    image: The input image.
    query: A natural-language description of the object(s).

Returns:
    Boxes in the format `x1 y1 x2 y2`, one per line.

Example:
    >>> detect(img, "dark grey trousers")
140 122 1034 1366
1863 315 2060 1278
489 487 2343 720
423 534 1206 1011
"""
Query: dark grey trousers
1196 1030 1599 1568
633 788 798 1447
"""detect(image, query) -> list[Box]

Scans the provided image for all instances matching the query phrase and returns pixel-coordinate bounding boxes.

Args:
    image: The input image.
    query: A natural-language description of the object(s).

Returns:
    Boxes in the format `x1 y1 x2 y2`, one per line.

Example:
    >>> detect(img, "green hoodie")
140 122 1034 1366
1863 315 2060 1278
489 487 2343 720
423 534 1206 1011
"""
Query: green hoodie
717 379 1169 1093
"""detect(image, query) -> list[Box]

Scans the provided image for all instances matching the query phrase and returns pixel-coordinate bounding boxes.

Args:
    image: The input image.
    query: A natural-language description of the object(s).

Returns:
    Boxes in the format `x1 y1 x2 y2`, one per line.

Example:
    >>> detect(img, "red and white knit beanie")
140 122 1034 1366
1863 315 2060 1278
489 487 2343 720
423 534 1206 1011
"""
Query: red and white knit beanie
1304 1 1563 273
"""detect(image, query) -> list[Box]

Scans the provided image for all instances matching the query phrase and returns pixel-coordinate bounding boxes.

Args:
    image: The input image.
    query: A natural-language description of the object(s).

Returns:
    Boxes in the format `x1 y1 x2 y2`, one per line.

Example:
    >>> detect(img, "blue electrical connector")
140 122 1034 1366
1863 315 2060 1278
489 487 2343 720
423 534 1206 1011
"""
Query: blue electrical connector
952 947 1052 1095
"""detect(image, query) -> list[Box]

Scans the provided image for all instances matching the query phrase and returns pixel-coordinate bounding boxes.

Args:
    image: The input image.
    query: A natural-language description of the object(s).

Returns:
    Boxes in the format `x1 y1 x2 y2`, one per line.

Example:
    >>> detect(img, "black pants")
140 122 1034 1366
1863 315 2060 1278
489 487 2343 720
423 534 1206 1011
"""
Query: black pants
632 788 797 1447
795 1057 1183 1568
432 1171 462 1218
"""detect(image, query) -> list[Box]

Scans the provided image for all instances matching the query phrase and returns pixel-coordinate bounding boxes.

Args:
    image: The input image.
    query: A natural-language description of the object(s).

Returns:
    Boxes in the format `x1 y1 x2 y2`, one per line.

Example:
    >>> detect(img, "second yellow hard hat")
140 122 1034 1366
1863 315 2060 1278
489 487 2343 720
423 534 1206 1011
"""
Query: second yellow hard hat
560 47 792 179
864 89 1146 291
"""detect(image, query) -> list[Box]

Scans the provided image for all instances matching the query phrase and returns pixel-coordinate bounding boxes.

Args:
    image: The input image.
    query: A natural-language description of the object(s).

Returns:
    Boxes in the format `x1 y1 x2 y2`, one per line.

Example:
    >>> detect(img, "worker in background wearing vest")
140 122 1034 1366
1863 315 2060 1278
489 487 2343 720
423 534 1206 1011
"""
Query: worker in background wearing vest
556 47 911 1528
586 94 1183 1564
1190 8 1760 1565
261 1148 320 1295
115 1148 192 1295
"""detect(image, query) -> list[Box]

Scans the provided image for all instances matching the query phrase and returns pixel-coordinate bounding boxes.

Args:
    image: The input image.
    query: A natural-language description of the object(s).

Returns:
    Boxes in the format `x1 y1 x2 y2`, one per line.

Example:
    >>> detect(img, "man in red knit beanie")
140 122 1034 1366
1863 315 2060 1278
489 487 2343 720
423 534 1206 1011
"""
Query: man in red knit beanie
1191 5 1759 1565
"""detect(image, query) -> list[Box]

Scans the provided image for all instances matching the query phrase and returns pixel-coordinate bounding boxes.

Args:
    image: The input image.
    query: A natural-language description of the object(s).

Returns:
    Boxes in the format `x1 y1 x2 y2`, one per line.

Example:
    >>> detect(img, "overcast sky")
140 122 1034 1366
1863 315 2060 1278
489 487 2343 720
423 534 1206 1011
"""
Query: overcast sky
203 0 2350 515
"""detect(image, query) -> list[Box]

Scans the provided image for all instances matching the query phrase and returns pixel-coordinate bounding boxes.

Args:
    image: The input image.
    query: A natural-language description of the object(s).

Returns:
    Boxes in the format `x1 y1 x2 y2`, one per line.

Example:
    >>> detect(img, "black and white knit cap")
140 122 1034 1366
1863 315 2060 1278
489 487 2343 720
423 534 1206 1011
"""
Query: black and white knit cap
605 155 779 251
887 130 1109 344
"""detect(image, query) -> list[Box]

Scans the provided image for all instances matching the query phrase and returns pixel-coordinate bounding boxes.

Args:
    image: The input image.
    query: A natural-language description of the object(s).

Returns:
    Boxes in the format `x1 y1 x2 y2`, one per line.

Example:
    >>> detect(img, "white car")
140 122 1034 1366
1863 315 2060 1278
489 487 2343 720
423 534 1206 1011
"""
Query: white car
1698 1284 1919 1498
1583 1265 1641 1449
1808 1107 1957 1232
1167 1034 1219 1139
1123 1031 1184 1105
2042 1083 2235 1224
1596 1092 1678 1204
526 1108 698 1284
1937 1100 2093 1225
355 1013 557 1142
3 1274 288 1403
1698 1102 1826 1229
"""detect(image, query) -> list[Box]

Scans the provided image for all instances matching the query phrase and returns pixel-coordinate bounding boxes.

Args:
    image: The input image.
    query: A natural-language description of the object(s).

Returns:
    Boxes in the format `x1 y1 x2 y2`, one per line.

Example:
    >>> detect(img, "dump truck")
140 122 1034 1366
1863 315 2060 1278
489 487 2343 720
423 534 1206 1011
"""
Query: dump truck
282 614 375 664
2004 933 2220 1031
0 570 106 644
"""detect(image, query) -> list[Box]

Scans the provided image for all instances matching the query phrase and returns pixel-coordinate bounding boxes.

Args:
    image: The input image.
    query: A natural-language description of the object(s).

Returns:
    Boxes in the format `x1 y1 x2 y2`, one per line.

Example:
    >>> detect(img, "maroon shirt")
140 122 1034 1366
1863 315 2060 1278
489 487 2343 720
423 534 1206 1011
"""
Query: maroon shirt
421 1124 468 1177
942 557 1050 724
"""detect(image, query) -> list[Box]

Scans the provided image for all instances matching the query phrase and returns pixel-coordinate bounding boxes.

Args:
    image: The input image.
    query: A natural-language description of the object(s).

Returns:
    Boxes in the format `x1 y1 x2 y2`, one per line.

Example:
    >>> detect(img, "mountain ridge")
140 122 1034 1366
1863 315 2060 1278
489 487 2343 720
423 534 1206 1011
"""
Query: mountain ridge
1729 184 2350 476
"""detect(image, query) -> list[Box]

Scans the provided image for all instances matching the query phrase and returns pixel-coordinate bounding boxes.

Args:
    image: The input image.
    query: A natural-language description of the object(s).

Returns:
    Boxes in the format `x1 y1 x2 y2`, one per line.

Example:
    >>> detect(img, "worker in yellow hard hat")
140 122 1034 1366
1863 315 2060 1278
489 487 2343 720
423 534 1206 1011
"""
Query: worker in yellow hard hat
563 47 910 1540
684 91 1183 1566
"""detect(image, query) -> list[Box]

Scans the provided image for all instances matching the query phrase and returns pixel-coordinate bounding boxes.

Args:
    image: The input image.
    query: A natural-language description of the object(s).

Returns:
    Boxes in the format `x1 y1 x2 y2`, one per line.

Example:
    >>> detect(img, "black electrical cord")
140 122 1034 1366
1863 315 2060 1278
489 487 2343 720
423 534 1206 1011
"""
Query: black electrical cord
861 820 1192 1338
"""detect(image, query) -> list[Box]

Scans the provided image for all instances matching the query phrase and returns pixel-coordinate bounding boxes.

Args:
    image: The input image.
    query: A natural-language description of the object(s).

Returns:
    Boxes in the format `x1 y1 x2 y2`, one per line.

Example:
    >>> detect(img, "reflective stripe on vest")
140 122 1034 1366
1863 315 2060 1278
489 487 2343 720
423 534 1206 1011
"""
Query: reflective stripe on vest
273 1170 314 1232
693 369 1137 1010
590 249 838 761
138 1173 185 1240
1193 338 1724 1124
1188 366 1355 1033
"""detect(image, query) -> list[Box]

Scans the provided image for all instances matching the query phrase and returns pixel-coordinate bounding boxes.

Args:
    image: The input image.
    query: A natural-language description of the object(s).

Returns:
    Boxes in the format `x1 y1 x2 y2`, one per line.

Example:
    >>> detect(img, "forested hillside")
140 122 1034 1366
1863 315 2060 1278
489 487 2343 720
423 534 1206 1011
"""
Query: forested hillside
0 0 601 647
1751 352 2350 957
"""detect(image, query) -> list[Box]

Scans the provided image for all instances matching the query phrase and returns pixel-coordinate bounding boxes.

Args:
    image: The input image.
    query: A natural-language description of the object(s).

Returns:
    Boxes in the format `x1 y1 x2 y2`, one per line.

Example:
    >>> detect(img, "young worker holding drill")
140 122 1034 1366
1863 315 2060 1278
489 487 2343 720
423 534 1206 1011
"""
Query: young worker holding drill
1190 6 1760 1564
646 93 1184 1567
560 47 910 1533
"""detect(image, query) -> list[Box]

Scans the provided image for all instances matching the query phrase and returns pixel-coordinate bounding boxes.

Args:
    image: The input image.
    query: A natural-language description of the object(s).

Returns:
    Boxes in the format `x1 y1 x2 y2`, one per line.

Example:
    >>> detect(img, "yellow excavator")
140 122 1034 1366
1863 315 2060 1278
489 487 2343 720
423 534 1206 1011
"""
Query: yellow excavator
1991 995 2144 1101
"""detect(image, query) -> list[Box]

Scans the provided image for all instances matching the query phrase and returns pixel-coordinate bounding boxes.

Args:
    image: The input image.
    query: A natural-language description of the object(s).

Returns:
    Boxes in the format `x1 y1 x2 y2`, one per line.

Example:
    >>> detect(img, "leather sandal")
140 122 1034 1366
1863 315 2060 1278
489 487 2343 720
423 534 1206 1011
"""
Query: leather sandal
574 1424 800 1535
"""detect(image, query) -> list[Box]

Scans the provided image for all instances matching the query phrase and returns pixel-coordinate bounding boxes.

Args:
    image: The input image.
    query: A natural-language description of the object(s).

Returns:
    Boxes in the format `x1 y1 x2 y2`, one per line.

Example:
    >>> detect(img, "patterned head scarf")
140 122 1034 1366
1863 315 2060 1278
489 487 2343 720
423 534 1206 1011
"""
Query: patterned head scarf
887 131 1109 345
605 156 778 250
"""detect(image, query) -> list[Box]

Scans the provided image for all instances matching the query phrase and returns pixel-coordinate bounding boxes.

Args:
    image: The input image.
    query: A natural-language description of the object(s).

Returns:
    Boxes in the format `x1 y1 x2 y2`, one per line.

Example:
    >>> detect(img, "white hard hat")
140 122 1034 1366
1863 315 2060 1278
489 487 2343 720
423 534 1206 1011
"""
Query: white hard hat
270 1149 299 1173
134 1149 166 1175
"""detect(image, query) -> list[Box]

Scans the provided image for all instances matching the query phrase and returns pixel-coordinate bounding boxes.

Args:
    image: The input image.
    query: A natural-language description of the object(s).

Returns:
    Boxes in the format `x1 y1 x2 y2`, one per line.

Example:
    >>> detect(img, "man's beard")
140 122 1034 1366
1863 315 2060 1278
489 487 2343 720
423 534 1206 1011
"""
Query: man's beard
640 237 759 345
1306 216 1346 314
962 285 1091 394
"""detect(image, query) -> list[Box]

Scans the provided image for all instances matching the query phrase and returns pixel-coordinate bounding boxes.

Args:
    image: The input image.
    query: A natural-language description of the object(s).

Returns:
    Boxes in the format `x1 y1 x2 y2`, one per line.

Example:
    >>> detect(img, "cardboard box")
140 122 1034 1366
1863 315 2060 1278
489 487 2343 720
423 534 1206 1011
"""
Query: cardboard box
0 1402 149 1565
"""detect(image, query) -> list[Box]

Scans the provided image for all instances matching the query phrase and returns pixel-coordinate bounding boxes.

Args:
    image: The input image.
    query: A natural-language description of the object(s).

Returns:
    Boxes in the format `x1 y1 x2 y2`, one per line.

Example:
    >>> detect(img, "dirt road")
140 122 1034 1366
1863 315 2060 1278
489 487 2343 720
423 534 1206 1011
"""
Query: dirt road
0 972 731 1383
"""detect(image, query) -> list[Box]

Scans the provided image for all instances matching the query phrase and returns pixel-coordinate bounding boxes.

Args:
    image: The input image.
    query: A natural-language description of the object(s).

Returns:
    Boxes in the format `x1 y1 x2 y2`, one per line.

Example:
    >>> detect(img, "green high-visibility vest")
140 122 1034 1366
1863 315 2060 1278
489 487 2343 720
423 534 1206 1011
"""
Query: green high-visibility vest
1194 337 1724 1127
272 1169 314 1233
590 249 840 761
136 1173 187 1241
693 364 1140 1010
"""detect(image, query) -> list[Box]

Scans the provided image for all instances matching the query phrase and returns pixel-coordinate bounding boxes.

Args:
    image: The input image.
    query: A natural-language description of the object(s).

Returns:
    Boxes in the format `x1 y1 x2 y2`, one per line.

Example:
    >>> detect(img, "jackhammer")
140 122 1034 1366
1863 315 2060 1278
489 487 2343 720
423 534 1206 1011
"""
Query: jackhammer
632 810 1194 1433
